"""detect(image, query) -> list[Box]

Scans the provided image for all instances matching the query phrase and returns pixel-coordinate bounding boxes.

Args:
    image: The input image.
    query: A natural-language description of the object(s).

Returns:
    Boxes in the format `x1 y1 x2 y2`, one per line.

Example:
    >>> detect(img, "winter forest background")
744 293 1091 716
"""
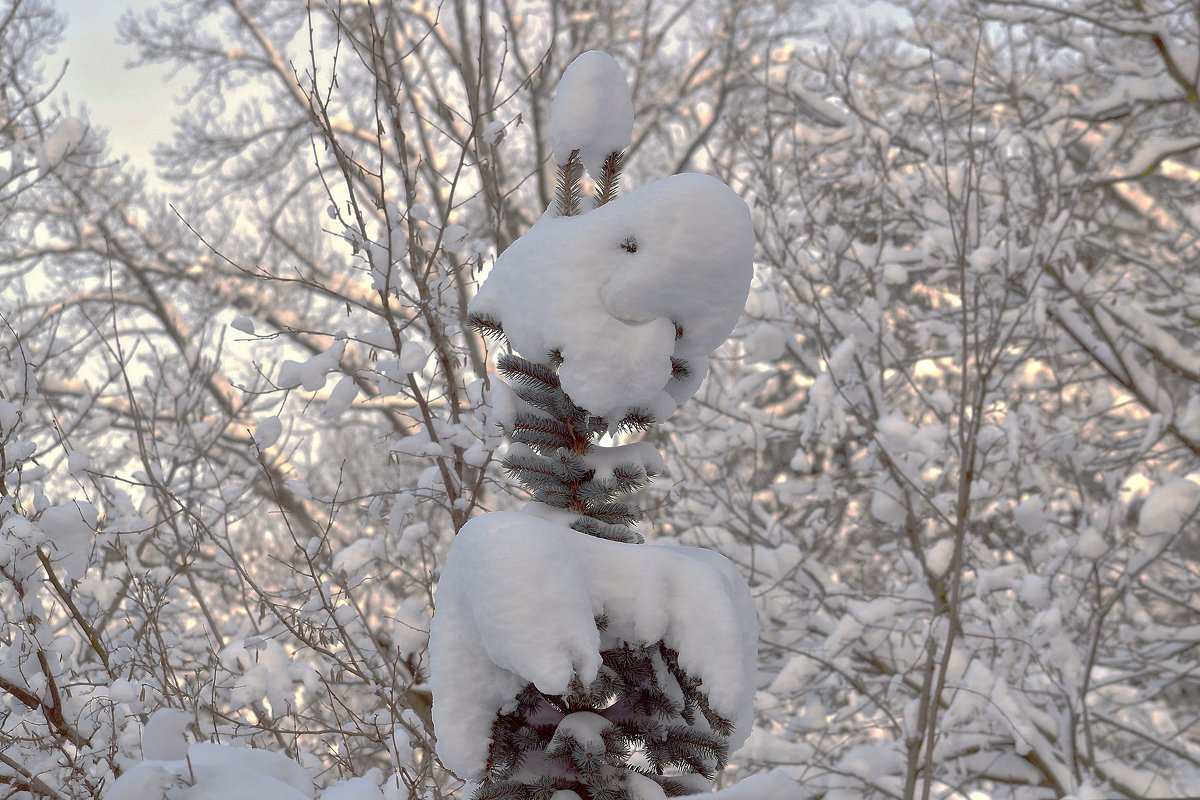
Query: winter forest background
3 0 1200 798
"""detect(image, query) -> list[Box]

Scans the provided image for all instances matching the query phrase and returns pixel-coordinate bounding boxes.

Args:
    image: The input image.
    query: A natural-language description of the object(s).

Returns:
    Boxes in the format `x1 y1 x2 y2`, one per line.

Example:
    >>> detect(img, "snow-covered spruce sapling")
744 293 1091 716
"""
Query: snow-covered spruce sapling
429 52 757 800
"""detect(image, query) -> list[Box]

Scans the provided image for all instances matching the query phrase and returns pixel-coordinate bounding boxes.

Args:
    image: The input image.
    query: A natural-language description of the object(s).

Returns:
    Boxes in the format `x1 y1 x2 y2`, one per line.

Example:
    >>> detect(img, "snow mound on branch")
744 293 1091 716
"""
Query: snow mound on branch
549 51 634 178
428 511 758 778
470 173 754 419
1138 477 1200 537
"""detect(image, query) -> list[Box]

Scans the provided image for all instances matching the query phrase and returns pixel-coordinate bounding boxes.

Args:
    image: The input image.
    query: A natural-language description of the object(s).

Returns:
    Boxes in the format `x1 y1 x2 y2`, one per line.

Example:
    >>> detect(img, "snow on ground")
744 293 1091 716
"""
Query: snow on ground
469 173 754 420
1138 476 1200 537
106 740 314 800
428 511 758 778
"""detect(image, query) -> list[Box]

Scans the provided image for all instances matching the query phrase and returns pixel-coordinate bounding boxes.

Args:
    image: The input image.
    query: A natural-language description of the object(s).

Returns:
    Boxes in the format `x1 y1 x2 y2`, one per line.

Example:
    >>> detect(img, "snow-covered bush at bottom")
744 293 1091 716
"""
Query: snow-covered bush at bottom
429 512 758 793
108 740 315 800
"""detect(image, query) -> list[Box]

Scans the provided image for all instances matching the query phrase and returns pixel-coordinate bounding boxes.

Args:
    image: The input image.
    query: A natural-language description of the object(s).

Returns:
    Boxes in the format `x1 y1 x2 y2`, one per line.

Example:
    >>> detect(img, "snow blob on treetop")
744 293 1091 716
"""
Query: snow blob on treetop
549 51 634 178
470 49 754 422
470 173 754 421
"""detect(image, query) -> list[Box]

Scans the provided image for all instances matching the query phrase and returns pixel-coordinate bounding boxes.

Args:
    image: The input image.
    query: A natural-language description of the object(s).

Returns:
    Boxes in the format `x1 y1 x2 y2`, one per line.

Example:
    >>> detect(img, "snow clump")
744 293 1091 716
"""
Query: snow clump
428 511 758 779
469 173 754 420
548 51 634 178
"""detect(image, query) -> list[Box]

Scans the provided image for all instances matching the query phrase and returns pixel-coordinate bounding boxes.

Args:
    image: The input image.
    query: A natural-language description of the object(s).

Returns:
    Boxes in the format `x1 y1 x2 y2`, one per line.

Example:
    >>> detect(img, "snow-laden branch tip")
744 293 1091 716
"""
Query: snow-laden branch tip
549 51 634 179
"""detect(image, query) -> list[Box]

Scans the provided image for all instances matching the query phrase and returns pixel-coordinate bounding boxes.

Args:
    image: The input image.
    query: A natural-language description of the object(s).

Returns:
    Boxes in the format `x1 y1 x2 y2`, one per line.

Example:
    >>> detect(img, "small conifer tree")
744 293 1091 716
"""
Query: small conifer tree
430 50 755 800
464 147 734 800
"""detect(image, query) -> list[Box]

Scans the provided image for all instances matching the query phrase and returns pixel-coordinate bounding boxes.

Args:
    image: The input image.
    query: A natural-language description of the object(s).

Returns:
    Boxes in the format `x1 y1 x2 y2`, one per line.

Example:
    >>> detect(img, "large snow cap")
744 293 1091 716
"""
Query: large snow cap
469 173 754 420
429 512 758 779
549 51 634 178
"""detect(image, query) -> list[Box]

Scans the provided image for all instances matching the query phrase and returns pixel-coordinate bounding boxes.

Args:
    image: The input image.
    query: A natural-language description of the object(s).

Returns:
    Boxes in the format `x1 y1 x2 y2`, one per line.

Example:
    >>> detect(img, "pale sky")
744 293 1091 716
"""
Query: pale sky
49 0 909 186
54 0 180 179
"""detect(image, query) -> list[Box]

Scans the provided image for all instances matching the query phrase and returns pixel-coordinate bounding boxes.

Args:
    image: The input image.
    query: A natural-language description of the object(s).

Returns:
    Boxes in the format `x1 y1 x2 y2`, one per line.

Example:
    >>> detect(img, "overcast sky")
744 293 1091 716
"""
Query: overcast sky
55 0 179 178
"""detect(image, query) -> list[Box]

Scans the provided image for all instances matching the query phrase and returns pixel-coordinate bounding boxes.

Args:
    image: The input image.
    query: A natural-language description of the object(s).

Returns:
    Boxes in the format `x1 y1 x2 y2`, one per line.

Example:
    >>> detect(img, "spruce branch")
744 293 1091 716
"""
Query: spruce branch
591 787 629 800
555 449 594 483
660 643 734 737
646 724 725 778
468 312 507 341
511 415 575 453
499 353 561 390
593 150 625 207
509 380 577 420
571 516 643 544
670 357 692 380
588 501 641 526
614 409 657 434
609 463 650 494
555 149 584 216
466 55 747 800
502 449 571 485
533 486 576 507
579 480 616 506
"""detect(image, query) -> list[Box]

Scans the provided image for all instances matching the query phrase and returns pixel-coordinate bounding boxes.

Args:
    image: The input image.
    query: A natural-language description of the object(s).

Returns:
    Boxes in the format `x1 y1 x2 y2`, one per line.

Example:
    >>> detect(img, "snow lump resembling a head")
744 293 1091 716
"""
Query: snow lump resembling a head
469 173 753 422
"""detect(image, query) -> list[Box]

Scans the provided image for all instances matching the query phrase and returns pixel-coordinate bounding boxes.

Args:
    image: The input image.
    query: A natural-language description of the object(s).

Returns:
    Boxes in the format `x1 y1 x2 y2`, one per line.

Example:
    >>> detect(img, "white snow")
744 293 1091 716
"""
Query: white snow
323 374 359 418
881 263 907 285
0 400 19 430
37 500 98 581
39 117 87 173
690 769 802 798
743 322 787 363
469 173 754 419
105 742 314 800
321 778 384 800
67 449 91 478
549 51 634 178
428 511 758 779
626 772 669 800
332 537 384 575
870 475 905 526
254 416 283 448
1075 527 1108 559
231 316 256 334
141 708 192 760
925 538 954 578
551 710 611 751
1138 477 1200 538
278 340 347 391
581 441 664 483
1180 395 1200 441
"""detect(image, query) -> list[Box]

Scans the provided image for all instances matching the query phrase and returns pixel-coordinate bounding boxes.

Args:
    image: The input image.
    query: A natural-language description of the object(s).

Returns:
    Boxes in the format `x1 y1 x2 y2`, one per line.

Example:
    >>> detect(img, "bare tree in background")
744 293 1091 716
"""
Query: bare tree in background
2 0 1198 797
